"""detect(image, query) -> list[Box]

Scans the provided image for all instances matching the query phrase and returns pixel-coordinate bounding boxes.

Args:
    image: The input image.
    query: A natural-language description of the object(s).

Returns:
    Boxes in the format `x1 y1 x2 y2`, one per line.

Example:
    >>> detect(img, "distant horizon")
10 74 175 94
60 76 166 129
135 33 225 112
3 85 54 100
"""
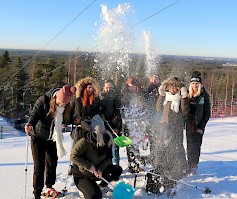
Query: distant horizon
1 47 236 61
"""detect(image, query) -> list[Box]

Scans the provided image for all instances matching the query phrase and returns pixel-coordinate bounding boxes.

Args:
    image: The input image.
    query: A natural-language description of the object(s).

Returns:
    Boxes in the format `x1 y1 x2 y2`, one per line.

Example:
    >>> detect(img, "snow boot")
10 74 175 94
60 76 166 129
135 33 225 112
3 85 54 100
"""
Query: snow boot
43 188 63 198
34 194 41 199
189 164 198 176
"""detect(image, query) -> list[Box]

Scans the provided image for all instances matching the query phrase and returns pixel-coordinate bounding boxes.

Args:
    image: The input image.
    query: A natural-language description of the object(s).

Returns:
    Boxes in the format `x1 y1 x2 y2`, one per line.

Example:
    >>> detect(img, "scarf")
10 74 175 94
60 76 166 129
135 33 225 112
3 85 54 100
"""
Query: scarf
163 92 181 113
52 106 66 158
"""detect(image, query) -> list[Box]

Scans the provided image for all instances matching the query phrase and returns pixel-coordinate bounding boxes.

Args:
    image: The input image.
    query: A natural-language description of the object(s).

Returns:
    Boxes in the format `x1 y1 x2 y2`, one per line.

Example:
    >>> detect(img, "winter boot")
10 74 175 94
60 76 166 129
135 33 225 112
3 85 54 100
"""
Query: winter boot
34 194 41 199
43 188 63 198
189 164 198 176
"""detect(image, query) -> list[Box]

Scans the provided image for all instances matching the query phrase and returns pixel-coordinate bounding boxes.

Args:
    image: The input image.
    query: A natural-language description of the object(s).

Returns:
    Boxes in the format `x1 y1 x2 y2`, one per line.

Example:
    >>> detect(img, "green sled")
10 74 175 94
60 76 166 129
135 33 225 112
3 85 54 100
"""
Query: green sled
113 135 132 147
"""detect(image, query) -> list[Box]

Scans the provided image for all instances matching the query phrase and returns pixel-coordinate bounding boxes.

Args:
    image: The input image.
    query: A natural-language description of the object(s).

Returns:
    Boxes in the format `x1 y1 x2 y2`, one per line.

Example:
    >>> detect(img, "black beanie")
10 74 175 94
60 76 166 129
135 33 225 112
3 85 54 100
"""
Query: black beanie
191 71 202 83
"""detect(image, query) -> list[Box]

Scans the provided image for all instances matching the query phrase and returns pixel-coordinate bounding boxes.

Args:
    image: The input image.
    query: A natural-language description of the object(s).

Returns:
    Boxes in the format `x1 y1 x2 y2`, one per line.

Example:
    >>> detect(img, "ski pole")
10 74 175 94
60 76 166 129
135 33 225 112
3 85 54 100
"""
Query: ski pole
146 170 211 194
61 125 81 195
167 176 211 194
24 134 30 199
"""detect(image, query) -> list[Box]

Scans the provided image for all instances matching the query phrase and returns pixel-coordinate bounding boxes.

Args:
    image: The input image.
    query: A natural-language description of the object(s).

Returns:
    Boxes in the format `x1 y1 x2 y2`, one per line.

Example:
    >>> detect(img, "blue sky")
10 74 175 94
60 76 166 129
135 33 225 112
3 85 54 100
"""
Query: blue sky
0 0 236 58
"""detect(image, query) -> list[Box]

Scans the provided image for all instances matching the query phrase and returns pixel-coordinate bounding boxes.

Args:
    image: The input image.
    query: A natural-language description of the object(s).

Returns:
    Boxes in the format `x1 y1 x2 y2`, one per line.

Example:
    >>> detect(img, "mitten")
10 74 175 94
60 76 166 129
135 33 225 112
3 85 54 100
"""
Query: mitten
180 87 188 98
158 84 165 96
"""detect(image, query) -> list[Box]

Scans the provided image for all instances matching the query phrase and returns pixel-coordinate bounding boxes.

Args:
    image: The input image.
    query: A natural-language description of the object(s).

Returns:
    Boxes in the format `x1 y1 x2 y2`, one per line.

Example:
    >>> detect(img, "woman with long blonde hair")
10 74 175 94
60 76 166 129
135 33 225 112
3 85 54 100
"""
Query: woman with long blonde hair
186 71 210 175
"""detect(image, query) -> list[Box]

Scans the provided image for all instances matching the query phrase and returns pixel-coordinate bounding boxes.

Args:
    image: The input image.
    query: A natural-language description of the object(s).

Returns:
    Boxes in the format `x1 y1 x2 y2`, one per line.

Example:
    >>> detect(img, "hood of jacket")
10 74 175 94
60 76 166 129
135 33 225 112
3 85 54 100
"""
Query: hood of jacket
162 76 184 92
75 77 100 98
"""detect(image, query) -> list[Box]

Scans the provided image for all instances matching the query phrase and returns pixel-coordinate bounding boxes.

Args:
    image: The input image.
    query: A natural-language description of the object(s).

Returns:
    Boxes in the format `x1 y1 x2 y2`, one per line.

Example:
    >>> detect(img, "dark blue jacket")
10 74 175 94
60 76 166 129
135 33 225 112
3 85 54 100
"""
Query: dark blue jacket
189 88 210 130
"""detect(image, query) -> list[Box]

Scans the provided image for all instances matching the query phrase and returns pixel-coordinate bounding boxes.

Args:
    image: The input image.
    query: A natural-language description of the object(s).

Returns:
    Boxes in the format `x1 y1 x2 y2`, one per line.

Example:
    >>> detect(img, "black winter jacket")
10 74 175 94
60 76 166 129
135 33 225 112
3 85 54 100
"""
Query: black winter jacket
70 133 113 179
188 89 210 130
100 89 122 131
28 88 69 140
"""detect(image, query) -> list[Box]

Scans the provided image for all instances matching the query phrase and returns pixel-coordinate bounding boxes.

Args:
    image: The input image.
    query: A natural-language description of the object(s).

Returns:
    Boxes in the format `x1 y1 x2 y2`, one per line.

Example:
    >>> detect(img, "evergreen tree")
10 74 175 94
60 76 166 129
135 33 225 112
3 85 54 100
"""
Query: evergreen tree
10 57 27 117
51 59 67 87
0 51 11 68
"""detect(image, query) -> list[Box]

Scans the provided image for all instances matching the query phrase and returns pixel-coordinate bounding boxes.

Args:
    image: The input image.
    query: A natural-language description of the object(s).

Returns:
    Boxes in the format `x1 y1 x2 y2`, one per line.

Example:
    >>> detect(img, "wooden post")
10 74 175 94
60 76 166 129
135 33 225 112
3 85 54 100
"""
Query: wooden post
0 126 3 139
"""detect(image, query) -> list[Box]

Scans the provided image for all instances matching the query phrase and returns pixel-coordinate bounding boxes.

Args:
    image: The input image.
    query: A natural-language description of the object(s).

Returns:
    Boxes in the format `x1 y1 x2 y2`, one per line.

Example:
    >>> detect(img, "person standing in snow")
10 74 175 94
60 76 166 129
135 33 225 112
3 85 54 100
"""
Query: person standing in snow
121 76 145 107
120 76 147 173
24 84 76 199
70 115 123 199
100 80 122 166
70 77 101 143
154 76 189 184
146 75 161 153
186 71 210 175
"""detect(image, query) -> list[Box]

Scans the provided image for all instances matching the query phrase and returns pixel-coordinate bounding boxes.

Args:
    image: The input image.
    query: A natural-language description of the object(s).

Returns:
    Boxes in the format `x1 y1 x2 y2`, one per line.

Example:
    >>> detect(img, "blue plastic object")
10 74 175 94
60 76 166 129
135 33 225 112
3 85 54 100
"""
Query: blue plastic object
112 181 136 199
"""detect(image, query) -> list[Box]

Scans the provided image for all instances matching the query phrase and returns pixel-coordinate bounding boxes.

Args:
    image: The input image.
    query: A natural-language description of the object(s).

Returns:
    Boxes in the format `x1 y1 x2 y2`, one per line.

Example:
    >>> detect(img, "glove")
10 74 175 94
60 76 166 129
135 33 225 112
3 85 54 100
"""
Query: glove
180 87 188 98
81 120 91 132
24 123 32 136
74 117 81 125
196 128 204 134
158 85 165 96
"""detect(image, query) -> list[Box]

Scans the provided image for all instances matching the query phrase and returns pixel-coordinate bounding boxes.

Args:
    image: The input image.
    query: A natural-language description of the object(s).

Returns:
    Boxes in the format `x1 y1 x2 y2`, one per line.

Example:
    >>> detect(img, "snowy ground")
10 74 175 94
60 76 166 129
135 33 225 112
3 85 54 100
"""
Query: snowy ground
0 116 237 199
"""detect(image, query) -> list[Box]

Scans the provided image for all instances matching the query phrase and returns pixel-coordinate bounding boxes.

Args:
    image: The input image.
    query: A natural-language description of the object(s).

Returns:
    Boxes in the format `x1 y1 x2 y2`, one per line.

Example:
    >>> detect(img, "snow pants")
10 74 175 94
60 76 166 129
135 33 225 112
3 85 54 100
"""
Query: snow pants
73 165 123 199
31 136 58 196
186 130 203 166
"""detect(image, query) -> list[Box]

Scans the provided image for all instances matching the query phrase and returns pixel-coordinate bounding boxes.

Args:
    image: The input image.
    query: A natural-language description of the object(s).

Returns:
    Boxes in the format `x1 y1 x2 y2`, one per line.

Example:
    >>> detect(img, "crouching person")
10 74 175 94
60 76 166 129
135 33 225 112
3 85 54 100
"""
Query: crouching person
70 115 123 199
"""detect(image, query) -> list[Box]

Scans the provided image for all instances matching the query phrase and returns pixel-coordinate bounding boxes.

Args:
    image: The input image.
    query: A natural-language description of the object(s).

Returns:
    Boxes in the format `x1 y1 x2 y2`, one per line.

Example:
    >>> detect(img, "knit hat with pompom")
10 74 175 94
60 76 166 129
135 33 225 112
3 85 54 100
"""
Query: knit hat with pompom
56 84 76 104
191 71 202 83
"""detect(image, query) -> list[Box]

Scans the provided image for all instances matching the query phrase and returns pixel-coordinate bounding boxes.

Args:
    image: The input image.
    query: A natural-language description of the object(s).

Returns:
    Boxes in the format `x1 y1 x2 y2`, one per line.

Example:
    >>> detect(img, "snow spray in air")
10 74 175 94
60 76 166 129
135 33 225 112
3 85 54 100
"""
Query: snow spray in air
93 3 166 174
93 3 135 81
143 31 161 78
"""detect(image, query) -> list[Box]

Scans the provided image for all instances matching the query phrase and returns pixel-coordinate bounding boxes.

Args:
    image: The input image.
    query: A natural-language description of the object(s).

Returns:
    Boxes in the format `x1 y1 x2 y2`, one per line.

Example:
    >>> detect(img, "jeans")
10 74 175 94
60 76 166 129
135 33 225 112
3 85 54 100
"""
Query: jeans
112 144 120 165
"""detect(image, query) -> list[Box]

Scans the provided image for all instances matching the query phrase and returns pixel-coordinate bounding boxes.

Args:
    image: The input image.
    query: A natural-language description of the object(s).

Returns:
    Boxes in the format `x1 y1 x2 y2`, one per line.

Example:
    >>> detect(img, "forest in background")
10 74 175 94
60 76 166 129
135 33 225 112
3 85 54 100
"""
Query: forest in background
0 49 236 128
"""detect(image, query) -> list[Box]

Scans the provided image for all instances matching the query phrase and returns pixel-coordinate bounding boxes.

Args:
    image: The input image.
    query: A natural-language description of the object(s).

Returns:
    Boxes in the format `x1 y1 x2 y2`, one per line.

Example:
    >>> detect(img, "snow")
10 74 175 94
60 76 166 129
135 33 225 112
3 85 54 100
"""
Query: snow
0 116 237 199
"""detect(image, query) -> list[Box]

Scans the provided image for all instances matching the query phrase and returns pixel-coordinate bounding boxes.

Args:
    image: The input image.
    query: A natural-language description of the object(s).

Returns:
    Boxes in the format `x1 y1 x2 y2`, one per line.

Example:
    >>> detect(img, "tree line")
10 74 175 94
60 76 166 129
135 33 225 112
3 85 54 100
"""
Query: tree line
0 50 236 120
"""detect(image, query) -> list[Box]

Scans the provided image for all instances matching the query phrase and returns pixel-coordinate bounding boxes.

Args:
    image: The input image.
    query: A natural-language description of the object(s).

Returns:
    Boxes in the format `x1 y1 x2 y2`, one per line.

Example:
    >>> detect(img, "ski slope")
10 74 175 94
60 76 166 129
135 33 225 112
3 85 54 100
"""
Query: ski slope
0 116 237 199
